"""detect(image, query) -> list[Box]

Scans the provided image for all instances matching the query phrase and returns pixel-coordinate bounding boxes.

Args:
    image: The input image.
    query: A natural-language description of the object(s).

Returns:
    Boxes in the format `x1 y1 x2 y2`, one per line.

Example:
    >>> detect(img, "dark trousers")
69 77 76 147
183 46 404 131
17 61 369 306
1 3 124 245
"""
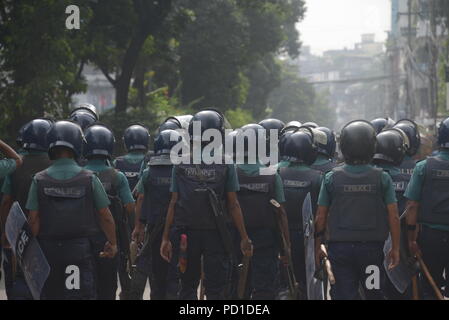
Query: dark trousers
2 248 33 300
179 229 230 300
328 241 385 300
40 238 96 300
130 226 179 300
90 233 118 300
247 229 279 300
418 225 449 299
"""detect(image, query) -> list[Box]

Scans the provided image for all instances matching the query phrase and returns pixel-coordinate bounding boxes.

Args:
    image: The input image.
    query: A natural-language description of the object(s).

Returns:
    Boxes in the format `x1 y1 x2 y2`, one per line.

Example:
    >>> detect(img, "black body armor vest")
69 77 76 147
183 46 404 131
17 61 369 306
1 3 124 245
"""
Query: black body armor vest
142 165 173 225
419 157 449 225
11 153 51 211
280 167 322 230
236 168 276 229
174 163 228 229
327 167 389 242
115 156 143 192
36 169 99 239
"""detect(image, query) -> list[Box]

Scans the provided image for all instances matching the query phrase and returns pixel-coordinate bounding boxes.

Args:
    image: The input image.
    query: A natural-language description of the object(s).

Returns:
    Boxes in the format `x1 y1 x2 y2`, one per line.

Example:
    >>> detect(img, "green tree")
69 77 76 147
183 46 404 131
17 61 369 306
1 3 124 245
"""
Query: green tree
87 0 173 117
0 0 91 141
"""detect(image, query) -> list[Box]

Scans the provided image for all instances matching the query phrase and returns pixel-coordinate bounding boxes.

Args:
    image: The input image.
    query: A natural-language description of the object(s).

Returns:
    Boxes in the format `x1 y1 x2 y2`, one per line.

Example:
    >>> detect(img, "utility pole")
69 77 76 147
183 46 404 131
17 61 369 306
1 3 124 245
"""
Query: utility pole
406 0 413 119
429 0 438 130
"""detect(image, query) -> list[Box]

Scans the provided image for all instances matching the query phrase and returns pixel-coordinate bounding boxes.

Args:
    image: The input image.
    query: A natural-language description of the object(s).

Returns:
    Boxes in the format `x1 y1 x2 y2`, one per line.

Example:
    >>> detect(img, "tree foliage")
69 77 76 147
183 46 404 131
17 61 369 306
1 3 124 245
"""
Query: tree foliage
0 0 338 145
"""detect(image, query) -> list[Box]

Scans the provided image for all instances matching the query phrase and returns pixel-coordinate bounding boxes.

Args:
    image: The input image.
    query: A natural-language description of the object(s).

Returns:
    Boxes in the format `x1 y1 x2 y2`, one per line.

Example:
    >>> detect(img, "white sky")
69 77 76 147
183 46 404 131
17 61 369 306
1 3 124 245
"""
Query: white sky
298 0 392 55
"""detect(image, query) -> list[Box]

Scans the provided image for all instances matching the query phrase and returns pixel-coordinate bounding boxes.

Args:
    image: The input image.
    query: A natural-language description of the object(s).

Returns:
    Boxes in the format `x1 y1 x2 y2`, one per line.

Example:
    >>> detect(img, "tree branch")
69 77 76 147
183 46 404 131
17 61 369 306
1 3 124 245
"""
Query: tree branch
98 64 117 87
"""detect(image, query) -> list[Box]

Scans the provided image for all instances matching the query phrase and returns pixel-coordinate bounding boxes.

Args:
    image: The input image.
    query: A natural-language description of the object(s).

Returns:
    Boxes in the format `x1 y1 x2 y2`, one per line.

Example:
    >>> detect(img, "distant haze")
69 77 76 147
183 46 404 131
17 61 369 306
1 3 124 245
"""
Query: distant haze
298 0 391 55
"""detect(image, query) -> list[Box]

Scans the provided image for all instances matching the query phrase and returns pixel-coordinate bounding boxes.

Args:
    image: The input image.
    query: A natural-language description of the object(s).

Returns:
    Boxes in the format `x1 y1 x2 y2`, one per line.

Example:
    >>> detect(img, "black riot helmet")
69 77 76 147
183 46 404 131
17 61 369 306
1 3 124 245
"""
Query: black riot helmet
69 110 97 131
16 121 31 148
373 128 407 166
70 103 99 121
239 123 265 158
281 121 302 135
123 125 150 152
340 120 377 165
22 118 54 151
315 127 336 159
160 115 193 132
154 129 183 155
303 122 319 129
83 124 115 159
259 119 285 151
393 119 420 157
188 109 225 141
47 121 84 160
438 117 449 148
259 118 285 134
159 117 183 132
281 127 318 165
370 117 395 134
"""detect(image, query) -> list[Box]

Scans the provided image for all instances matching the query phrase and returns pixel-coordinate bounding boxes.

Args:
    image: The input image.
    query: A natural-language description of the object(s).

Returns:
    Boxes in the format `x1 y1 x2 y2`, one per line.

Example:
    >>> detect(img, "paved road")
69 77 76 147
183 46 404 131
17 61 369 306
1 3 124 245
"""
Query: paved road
0 263 151 300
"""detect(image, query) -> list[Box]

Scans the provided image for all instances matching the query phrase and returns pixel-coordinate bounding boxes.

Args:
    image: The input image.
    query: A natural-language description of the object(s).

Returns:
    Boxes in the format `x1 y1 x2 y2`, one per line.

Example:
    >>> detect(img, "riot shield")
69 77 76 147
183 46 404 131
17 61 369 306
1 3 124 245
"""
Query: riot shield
302 193 324 300
383 218 418 294
5 202 50 300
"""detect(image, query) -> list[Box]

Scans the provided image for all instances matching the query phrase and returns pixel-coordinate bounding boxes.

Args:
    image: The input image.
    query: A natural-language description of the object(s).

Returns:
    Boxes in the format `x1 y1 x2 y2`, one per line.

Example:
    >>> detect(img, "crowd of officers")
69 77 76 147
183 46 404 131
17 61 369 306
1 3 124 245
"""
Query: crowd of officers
0 104 448 300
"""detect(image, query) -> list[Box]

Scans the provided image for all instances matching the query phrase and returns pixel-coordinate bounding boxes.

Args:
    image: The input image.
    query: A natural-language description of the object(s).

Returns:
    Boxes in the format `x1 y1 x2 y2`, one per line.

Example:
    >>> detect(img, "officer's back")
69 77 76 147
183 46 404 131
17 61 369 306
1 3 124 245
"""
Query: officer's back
25 121 117 300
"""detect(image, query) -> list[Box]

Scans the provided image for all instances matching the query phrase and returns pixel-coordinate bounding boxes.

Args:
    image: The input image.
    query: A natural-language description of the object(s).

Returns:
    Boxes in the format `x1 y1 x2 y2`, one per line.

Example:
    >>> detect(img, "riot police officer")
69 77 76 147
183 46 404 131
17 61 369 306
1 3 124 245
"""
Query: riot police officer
234 124 288 300
277 122 302 170
25 121 117 299
372 128 412 299
130 129 182 300
279 127 322 299
83 124 135 300
393 119 421 178
160 109 253 300
311 126 337 174
372 129 409 213
1 119 53 299
314 120 400 300
405 117 449 299
114 125 150 194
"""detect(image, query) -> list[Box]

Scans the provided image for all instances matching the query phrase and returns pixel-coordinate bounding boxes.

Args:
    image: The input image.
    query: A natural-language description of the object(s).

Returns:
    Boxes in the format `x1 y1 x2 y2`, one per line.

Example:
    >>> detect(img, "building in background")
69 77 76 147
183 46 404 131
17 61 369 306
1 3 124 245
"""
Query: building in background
298 34 388 130
72 64 115 114
387 0 447 131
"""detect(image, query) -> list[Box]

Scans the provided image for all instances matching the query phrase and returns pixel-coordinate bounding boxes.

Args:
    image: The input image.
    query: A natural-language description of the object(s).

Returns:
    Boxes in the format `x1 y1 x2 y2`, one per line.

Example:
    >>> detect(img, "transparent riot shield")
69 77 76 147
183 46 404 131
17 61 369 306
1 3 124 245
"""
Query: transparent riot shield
5 202 50 300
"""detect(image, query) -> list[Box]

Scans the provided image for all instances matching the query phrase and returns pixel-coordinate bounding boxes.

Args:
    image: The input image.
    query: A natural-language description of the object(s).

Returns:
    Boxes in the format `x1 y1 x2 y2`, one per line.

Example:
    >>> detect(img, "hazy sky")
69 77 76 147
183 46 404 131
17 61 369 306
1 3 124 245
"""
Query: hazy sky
298 0 391 55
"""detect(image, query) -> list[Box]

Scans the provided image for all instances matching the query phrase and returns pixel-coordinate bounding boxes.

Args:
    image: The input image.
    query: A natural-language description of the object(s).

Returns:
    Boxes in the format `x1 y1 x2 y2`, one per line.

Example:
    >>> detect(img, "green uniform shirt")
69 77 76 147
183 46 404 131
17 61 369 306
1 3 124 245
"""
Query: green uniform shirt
237 163 285 203
26 158 110 211
1 150 48 195
136 167 150 195
170 164 240 193
312 155 332 167
318 164 397 207
404 150 449 231
113 151 146 166
0 158 16 180
276 160 290 170
84 159 135 205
